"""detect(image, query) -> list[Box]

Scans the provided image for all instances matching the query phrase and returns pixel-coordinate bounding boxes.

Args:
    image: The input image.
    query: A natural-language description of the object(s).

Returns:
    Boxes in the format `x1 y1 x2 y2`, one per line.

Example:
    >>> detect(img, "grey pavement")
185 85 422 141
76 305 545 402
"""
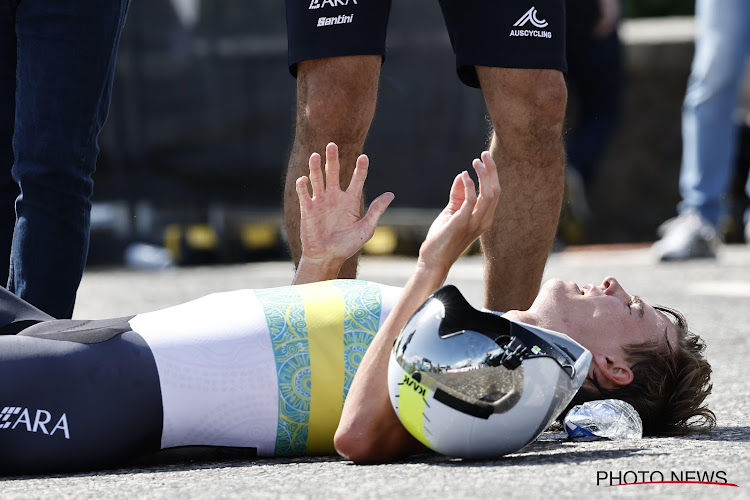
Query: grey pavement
3 244 750 499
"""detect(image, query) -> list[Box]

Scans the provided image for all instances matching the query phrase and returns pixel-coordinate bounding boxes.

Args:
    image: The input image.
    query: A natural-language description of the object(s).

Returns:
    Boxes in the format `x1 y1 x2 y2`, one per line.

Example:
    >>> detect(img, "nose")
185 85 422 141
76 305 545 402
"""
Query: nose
602 276 631 301
602 276 618 294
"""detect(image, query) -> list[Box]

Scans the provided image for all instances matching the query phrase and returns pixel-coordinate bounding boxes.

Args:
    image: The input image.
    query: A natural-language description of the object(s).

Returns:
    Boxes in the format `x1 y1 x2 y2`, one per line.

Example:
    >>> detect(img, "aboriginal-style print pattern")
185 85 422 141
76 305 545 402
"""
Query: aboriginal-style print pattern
255 286 310 456
333 280 382 403
255 281 383 456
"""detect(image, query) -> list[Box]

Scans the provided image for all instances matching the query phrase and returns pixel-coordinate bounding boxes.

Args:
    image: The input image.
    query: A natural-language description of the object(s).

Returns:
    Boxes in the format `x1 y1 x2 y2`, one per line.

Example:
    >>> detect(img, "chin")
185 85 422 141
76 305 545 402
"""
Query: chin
541 278 566 291
541 278 577 297
529 279 569 315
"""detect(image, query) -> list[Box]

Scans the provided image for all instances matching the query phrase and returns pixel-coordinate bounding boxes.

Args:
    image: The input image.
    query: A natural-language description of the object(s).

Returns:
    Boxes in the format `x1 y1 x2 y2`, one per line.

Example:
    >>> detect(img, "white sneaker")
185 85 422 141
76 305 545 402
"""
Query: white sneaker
652 211 719 261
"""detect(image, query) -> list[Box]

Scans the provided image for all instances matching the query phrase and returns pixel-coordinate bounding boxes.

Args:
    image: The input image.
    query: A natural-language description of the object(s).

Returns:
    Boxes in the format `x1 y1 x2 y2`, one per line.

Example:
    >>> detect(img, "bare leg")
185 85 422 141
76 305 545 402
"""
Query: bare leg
477 67 568 311
284 56 381 278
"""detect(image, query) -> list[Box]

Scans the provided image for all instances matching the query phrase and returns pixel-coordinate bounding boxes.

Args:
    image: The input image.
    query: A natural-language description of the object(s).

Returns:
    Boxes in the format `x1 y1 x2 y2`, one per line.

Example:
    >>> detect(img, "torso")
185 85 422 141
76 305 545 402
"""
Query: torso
129 280 402 455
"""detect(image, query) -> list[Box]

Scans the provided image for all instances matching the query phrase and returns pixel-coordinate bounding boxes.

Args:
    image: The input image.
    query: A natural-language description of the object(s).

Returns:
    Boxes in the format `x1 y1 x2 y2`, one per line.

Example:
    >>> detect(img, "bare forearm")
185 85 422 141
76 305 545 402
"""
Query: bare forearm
334 261 448 462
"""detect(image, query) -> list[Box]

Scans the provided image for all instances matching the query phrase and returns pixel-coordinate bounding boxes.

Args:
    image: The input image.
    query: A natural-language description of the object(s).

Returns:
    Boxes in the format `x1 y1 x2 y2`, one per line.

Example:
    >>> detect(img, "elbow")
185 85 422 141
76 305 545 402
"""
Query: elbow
334 426 380 464
334 421 414 464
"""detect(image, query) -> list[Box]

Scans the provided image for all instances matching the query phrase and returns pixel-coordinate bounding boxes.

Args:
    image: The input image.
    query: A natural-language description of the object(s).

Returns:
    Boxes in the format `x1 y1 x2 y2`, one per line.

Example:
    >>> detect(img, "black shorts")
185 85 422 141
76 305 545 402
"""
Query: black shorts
0 287 162 474
285 0 567 88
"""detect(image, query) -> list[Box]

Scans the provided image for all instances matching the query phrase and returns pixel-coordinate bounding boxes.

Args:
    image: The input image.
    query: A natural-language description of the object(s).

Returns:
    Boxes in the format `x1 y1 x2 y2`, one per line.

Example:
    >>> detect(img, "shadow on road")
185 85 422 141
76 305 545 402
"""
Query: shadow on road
405 446 650 469
0 447 346 481
5 427 746 480
684 426 750 442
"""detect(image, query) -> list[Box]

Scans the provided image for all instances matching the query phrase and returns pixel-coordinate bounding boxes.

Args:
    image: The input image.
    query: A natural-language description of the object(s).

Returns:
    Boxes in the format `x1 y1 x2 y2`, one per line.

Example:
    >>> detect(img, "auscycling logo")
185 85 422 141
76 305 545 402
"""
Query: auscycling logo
0 405 70 440
597 470 739 488
510 6 552 38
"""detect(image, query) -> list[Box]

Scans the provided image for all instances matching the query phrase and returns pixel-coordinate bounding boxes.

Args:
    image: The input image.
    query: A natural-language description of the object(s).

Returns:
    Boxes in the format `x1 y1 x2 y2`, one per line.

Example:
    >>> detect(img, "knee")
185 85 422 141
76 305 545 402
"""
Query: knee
295 57 380 146
526 72 567 128
300 97 371 146
492 70 568 136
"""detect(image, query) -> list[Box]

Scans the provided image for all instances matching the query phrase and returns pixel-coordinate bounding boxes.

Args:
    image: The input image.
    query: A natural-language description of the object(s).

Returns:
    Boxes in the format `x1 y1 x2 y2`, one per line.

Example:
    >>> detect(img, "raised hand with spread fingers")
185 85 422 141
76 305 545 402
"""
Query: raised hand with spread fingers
293 142 394 284
417 151 501 275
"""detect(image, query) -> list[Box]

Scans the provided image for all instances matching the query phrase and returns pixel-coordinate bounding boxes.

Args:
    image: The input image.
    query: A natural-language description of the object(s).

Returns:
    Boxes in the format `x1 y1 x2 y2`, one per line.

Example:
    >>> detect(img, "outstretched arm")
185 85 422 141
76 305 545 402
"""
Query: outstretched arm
292 142 394 285
334 151 500 463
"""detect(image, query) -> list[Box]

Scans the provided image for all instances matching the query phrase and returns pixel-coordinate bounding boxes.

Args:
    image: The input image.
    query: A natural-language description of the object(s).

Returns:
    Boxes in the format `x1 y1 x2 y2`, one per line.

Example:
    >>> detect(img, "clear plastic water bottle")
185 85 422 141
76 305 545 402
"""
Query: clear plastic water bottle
564 399 643 441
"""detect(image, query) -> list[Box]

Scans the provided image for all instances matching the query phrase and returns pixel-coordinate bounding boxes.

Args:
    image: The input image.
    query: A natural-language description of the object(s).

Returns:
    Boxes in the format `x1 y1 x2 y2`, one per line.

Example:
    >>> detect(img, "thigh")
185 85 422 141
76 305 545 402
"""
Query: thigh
438 0 567 88
285 0 391 77
13 0 128 178
693 0 750 81
0 331 162 474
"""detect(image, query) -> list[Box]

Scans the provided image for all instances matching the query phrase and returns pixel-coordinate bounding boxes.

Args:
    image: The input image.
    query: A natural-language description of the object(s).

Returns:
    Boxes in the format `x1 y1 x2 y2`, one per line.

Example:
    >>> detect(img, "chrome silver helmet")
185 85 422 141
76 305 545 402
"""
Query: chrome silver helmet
387 285 592 458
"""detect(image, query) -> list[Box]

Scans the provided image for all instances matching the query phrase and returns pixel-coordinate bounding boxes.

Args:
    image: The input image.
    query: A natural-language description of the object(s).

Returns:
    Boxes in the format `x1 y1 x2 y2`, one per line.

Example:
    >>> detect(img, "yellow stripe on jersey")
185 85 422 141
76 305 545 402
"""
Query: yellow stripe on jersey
296 281 345 454
256 280 385 456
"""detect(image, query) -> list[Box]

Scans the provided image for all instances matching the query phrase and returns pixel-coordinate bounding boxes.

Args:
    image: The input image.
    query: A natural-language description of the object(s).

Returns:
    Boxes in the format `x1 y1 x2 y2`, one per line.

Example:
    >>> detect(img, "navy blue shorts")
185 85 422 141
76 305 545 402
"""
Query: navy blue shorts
285 0 567 88
0 287 163 474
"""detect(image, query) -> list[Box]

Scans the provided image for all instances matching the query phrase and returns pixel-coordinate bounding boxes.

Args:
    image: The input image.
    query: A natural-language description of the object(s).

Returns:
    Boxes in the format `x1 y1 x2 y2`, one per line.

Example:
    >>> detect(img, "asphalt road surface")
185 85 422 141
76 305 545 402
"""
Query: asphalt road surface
3 244 749 499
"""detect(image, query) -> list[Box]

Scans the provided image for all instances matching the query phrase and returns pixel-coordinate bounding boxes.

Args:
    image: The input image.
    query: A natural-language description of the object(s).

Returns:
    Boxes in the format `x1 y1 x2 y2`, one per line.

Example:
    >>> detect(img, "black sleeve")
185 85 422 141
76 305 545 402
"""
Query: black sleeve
0 329 164 475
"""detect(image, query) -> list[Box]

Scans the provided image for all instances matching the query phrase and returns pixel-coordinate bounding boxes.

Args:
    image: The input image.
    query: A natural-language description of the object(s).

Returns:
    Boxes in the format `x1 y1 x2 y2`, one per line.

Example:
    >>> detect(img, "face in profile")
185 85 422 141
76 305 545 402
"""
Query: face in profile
504 276 678 390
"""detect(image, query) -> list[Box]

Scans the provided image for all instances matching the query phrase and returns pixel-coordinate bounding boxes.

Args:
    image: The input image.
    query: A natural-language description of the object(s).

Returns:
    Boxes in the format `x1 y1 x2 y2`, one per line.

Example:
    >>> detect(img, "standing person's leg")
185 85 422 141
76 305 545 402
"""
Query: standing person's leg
653 0 750 260
678 0 750 227
478 68 567 311
742 4 750 241
284 0 390 278
565 22 622 187
561 10 622 227
9 0 129 318
0 1 18 285
437 0 568 311
284 56 381 278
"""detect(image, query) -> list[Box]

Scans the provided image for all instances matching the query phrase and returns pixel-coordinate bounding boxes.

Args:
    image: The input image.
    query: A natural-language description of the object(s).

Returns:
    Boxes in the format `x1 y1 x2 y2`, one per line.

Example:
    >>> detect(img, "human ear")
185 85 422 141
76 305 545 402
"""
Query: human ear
592 354 634 388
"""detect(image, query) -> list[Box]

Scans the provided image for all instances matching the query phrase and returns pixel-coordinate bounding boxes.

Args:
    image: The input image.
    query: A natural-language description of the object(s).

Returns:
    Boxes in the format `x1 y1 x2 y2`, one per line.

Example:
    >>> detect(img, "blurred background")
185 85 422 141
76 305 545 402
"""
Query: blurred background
88 0 750 267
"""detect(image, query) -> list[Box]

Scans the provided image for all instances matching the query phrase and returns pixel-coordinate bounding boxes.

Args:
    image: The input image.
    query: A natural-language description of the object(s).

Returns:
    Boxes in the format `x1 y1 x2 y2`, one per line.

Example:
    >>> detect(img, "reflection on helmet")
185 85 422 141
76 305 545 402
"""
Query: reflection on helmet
387 285 592 458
